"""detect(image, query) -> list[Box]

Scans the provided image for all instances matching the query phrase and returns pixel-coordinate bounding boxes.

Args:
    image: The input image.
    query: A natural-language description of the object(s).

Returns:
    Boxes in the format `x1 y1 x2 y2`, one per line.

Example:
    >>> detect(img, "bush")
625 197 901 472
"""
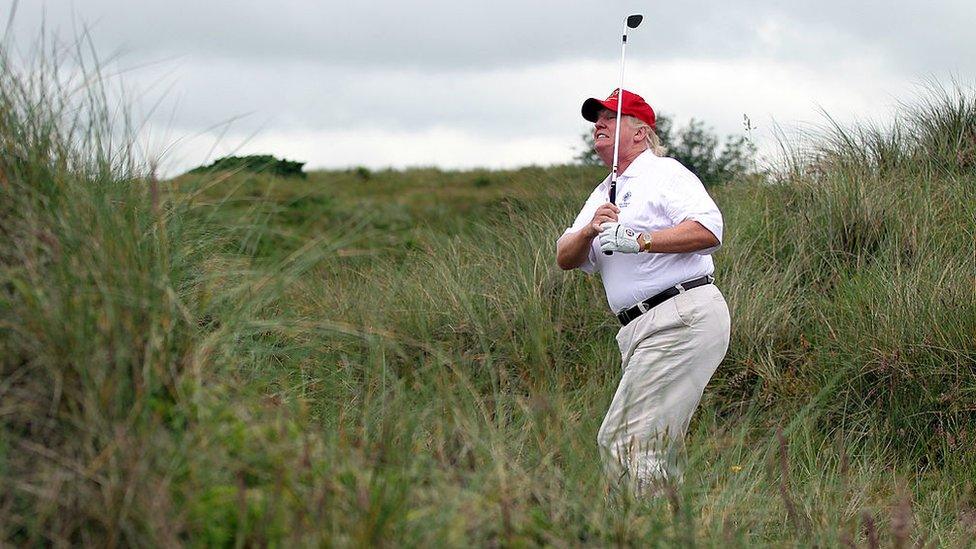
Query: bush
189 154 306 178
354 166 371 180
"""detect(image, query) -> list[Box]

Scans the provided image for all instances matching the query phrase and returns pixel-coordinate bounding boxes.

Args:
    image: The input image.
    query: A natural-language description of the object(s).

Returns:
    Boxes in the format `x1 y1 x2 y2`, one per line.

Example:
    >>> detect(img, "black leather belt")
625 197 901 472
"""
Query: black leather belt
616 275 714 326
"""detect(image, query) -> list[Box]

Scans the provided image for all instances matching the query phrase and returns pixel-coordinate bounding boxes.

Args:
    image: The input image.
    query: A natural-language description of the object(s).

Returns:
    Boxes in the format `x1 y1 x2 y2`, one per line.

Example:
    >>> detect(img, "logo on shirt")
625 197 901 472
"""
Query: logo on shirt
619 191 632 208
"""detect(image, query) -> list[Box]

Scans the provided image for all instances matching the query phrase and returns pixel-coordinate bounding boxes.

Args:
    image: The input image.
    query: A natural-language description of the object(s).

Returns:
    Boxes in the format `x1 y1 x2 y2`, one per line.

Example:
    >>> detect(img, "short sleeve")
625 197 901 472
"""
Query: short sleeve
664 169 724 255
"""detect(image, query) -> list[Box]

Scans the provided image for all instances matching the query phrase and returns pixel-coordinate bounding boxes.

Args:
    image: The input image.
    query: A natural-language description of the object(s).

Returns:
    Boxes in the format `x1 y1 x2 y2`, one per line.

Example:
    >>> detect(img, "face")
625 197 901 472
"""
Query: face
592 108 645 167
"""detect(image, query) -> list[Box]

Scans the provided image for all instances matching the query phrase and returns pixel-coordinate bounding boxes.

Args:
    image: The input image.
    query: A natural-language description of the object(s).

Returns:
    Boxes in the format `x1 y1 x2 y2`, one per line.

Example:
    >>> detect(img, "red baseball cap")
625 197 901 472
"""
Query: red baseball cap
581 88 656 130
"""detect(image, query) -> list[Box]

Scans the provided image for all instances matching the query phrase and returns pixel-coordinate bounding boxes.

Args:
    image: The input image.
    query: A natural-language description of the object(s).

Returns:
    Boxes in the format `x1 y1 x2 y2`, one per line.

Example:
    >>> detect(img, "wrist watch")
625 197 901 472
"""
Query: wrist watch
641 232 653 252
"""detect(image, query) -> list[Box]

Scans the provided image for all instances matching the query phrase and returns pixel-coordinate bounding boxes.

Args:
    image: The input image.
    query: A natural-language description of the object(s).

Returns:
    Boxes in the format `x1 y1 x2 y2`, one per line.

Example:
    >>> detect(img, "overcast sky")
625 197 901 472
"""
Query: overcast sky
4 0 974 176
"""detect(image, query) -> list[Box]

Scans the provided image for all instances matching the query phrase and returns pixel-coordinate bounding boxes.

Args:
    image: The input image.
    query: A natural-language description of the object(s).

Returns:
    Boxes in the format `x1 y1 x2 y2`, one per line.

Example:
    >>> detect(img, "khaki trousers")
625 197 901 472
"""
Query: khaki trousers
597 283 731 492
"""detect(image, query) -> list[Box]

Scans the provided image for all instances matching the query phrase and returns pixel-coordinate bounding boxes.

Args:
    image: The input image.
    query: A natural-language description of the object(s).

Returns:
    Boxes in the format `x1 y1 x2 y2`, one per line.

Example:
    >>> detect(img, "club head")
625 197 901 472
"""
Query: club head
626 14 643 28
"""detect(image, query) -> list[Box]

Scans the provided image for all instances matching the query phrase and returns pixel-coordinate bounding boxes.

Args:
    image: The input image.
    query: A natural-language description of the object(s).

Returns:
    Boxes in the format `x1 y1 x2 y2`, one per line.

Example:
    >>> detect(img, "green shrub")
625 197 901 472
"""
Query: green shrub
354 166 372 180
189 154 306 178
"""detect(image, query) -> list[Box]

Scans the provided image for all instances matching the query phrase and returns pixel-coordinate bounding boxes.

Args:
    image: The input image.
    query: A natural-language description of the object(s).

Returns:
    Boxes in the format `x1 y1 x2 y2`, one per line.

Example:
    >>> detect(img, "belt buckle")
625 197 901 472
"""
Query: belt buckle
637 301 650 314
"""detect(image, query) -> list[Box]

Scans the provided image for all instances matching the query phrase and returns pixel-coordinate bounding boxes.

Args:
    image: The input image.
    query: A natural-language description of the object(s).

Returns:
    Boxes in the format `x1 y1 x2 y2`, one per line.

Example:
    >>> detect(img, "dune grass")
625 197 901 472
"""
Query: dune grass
1 37 975 546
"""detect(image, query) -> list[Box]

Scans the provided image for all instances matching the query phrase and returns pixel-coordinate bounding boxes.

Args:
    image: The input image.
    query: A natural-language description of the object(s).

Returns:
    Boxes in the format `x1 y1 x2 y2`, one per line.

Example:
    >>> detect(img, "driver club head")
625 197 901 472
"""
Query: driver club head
626 14 643 29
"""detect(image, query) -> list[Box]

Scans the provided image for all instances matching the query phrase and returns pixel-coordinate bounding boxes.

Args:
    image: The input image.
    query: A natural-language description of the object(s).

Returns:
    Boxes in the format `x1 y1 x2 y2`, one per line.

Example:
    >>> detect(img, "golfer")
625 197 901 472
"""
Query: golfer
556 89 731 494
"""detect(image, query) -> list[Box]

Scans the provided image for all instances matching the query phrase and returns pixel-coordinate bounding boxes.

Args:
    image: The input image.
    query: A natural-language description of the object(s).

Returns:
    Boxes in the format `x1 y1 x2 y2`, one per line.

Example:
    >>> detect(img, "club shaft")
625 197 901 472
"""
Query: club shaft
605 23 630 256
605 15 641 256
610 24 628 204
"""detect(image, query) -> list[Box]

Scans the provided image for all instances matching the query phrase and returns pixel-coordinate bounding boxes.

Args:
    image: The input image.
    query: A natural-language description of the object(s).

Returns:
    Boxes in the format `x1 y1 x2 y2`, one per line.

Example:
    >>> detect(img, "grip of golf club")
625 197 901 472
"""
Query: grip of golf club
603 184 616 255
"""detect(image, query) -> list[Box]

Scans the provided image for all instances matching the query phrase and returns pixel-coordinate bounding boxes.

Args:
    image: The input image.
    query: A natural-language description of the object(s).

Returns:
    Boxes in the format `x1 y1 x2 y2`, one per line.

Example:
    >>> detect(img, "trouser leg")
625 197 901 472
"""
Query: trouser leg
597 284 731 493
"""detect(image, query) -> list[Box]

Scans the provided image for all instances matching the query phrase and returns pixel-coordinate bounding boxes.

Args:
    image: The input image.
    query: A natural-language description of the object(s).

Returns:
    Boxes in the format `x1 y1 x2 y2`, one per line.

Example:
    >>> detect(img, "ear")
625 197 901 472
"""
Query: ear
633 124 648 143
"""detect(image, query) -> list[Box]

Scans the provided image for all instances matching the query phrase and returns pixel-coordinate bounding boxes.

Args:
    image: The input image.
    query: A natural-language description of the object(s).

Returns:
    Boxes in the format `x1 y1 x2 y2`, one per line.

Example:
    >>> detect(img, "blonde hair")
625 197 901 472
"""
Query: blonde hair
624 115 668 157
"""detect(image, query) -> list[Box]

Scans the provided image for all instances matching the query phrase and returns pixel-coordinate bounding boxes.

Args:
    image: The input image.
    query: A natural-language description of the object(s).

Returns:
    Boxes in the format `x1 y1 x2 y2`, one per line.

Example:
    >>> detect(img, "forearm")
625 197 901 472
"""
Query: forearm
556 227 597 270
641 220 719 253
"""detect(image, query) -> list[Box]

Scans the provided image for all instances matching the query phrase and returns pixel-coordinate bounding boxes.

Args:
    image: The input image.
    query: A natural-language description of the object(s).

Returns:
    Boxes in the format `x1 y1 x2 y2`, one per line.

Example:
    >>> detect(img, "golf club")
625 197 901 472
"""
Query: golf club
605 13 643 255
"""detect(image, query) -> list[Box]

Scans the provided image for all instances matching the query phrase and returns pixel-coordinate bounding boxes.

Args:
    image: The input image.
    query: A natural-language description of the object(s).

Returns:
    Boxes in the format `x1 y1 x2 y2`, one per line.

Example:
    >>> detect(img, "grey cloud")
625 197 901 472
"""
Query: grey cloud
8 0 975 75
4 0 972 175
119 57 583 138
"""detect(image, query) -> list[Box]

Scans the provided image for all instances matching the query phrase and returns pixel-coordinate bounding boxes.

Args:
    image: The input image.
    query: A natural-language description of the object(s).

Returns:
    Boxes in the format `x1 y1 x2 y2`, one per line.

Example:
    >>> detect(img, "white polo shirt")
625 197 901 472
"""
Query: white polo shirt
562 150 724 313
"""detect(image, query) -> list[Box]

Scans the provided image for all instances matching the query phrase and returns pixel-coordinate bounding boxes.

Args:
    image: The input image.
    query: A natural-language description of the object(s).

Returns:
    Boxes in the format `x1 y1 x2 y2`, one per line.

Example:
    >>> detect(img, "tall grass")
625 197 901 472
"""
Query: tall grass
0 37 338 544
2 33 975 545
713 85 976 458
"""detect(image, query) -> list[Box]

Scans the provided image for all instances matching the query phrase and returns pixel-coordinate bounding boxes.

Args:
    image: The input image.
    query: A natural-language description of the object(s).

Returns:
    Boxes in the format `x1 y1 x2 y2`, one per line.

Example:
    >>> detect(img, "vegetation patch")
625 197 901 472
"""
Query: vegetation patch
2 36 975 547
189 154 307 178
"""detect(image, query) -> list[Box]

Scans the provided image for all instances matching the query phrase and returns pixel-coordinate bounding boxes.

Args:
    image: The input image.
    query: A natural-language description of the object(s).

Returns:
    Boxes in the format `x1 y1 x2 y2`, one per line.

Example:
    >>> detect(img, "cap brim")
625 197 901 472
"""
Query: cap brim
581 97 616 123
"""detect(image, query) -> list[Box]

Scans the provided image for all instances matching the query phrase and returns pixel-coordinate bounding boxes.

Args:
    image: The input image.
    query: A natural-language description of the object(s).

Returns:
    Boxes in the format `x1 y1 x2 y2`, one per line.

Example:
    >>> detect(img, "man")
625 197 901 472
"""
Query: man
556 89 731 494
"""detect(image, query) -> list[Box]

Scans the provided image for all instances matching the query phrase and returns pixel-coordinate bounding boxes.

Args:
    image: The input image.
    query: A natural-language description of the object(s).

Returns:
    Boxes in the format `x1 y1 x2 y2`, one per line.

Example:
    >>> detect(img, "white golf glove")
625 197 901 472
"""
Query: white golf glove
599 222 642 254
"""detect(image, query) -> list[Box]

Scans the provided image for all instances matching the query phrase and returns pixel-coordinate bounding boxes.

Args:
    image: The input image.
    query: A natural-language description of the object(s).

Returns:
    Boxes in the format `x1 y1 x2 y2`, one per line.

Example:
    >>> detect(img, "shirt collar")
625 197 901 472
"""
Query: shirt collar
597 149 656 191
